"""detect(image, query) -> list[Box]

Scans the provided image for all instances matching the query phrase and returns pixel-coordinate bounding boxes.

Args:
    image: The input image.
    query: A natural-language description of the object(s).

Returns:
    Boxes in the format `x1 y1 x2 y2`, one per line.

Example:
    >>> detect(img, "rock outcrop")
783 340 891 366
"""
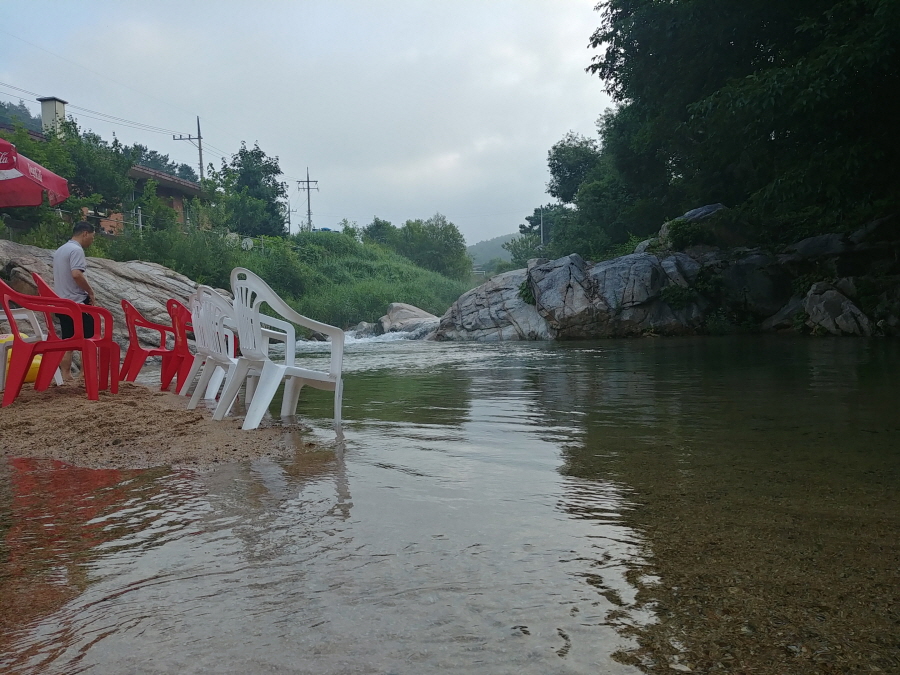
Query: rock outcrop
803 282 872 336
435 269 551 341
0 240 197 346
436 209 900 341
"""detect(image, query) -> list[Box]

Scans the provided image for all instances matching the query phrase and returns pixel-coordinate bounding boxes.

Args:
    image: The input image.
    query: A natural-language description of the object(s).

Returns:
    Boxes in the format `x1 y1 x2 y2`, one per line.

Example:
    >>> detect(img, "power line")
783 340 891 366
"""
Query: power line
0 30 199 119
0 81 188 135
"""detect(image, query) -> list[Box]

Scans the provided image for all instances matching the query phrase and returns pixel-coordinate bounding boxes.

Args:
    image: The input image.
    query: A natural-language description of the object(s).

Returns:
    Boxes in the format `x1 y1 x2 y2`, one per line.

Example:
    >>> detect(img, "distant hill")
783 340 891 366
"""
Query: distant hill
0 100 42 133
467 232 517 267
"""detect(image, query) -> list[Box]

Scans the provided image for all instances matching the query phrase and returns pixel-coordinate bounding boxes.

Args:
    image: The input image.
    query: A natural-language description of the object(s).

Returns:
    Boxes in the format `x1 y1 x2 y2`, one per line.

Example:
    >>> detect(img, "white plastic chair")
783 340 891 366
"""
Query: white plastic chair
0 307 64 391
183 285 239 405
183 285 298 408
212 268 345 431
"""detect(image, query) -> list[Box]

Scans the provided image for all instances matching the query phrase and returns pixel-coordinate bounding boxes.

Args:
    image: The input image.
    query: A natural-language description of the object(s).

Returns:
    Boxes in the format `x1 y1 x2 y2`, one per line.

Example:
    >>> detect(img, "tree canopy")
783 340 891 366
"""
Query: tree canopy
132 144 198 182
527 0 900 260
362 214 472 280
204 142 288 237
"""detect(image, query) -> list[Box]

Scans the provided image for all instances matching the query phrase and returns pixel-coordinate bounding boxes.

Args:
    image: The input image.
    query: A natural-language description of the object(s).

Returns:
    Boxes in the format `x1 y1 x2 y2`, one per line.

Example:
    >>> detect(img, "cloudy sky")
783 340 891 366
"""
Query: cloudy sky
0 1 611 244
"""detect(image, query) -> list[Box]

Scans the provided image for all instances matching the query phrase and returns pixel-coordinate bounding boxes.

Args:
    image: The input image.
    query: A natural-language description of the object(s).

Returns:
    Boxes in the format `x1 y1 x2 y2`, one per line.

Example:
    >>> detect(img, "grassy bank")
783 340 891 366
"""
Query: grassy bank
5 220 472 328
110 228 472 328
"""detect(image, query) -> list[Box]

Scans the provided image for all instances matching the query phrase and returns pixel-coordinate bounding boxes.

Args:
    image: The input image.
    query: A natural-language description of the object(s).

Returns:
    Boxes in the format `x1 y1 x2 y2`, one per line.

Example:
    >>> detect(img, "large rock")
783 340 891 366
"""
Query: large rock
586 253 704 336
436 254 706 341
434 269 552 341
377 302 439 337
0 239 196 346
803 282 872 336
528 254 596 337
719 252 793 318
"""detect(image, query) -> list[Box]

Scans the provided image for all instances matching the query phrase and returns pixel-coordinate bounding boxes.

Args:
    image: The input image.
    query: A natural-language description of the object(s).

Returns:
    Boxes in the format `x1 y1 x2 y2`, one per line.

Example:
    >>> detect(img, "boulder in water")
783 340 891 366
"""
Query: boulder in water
377 303 439 336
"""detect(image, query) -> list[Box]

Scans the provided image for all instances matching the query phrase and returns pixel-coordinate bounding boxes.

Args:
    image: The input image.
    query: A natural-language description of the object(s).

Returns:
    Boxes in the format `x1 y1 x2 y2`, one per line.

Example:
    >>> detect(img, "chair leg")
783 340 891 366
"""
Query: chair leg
124 350 149 382
242 361 284 431
213 359 252 421
0 343 9 392
2 344 36 407
120 347 135 382
204 367 226 400
334 378 343 430
107 345 120 394
280 377 304 417
97 344 109 390
160 353 180 391
245 376 257 406
81 347 99 401
188 361 216 410
34 351 64 391
177 355 203 396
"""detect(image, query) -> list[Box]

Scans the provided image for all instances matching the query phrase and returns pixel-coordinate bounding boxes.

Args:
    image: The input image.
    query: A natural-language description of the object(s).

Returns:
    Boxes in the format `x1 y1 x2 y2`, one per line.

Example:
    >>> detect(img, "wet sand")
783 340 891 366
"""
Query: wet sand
0 381 316 469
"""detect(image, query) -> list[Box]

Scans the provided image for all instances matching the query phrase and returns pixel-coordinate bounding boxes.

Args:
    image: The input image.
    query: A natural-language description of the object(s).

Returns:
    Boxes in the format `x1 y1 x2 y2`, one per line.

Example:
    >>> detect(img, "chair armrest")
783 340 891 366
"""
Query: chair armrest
80 305 115 341
259 316 296 365
258 294 344 377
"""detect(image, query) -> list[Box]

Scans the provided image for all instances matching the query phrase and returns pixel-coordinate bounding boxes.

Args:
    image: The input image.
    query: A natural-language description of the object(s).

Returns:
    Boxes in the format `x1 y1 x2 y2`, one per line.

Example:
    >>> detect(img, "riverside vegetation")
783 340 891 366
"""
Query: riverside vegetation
0 111 473 328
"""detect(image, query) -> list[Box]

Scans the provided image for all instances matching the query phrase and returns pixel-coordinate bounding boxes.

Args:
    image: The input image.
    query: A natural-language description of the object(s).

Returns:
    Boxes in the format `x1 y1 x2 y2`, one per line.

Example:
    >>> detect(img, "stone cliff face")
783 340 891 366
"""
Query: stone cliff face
435 212 900 341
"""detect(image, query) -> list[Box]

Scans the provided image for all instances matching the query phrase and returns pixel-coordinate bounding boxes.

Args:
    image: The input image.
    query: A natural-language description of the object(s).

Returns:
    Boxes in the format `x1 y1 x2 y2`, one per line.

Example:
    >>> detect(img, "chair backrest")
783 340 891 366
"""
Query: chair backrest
120 299 143 344
230 267 344 377
166 299 193 356
31 271 56 298
189 286 235 360
229 268 281 362
0 278 81 342
0 276 56 342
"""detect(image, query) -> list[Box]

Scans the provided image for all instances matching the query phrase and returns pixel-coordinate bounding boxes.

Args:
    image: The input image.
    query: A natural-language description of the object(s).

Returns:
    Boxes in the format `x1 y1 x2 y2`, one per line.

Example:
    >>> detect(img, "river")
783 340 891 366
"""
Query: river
1 336 897 674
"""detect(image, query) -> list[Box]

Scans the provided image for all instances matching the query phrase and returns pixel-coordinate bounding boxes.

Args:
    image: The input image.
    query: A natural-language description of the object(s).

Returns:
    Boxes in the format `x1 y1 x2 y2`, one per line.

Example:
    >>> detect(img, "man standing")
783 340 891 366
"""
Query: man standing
53 221 96 382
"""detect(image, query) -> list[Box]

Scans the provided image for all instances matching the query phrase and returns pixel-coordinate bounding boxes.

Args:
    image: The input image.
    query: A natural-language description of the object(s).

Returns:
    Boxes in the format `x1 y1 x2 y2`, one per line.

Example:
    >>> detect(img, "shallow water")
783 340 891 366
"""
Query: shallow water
1 337 897 674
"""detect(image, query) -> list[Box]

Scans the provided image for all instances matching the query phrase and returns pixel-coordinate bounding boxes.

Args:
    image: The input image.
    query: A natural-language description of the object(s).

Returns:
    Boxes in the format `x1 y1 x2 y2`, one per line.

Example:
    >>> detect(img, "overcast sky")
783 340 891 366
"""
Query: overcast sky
0 1 611 244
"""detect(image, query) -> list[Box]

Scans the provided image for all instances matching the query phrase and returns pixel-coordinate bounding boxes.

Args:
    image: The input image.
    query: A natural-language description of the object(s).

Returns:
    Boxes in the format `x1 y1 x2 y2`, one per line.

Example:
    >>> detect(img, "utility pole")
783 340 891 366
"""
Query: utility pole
173 116 204 184
540 205 544 246
297 168 318 232
287 204 298 234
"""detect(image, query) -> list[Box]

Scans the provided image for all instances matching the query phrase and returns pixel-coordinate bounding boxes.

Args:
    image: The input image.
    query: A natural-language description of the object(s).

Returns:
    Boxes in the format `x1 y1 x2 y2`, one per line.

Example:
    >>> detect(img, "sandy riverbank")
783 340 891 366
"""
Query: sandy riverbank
0 381 318 469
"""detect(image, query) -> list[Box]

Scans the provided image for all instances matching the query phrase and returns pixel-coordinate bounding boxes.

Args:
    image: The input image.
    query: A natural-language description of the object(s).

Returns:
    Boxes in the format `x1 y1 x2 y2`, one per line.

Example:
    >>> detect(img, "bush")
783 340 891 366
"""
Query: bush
667 218 716 250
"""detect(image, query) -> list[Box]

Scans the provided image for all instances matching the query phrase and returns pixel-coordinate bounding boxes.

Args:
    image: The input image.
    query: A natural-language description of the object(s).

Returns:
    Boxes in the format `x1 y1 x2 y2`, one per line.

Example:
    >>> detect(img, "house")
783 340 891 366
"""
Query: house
3 96 201 234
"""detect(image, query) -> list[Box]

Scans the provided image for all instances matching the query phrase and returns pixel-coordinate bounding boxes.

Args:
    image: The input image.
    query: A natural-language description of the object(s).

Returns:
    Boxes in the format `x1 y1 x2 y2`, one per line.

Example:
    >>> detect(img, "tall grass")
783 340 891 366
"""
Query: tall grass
103 226 471 327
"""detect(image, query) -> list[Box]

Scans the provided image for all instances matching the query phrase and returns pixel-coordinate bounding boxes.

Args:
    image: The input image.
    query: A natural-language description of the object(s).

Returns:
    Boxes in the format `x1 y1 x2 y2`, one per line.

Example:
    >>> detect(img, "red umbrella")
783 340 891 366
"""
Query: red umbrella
0 138 69 207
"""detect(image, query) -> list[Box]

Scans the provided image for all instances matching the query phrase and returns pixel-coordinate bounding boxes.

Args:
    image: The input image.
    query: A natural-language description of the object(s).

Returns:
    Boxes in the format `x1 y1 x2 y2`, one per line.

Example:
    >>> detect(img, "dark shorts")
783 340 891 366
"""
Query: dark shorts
58 298 95 339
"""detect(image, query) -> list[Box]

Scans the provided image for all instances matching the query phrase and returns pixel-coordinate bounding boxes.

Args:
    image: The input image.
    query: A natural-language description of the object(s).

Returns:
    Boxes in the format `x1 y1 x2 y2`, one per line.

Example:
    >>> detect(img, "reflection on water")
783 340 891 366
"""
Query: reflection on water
1 337 898 673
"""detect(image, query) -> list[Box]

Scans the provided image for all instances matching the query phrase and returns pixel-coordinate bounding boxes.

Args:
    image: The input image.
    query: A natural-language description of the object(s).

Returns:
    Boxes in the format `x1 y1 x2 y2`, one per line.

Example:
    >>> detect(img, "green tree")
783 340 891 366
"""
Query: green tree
213 142 287 236
392 214 471 280
132 143 198 182
0 119 138 234
362 216 398 246
338 218 362 242
518 203 571 243
502 233 542 268
546 132 602 204
585 0 900 241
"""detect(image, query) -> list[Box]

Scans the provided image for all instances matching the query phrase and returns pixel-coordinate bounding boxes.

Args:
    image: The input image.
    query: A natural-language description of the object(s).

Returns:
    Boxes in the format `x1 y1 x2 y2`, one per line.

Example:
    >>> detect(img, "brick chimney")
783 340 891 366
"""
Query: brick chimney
37 96 67 134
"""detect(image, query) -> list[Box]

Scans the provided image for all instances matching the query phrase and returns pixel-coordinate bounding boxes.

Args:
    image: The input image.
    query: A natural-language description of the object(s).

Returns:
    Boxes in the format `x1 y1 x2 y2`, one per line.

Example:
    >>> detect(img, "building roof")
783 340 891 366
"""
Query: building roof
128 165 202 197
0 123 46 142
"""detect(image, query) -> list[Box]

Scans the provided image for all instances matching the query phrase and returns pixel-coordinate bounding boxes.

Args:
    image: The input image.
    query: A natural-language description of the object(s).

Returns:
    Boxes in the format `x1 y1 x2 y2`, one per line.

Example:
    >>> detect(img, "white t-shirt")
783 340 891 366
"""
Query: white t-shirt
53 238 88 302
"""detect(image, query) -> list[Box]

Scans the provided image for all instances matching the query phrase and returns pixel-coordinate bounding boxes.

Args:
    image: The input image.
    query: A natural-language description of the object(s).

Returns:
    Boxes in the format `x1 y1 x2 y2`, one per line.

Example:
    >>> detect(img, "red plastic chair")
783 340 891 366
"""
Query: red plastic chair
163 298 196 394
120 299 176 387
0 279 99 406
31 272 120 393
